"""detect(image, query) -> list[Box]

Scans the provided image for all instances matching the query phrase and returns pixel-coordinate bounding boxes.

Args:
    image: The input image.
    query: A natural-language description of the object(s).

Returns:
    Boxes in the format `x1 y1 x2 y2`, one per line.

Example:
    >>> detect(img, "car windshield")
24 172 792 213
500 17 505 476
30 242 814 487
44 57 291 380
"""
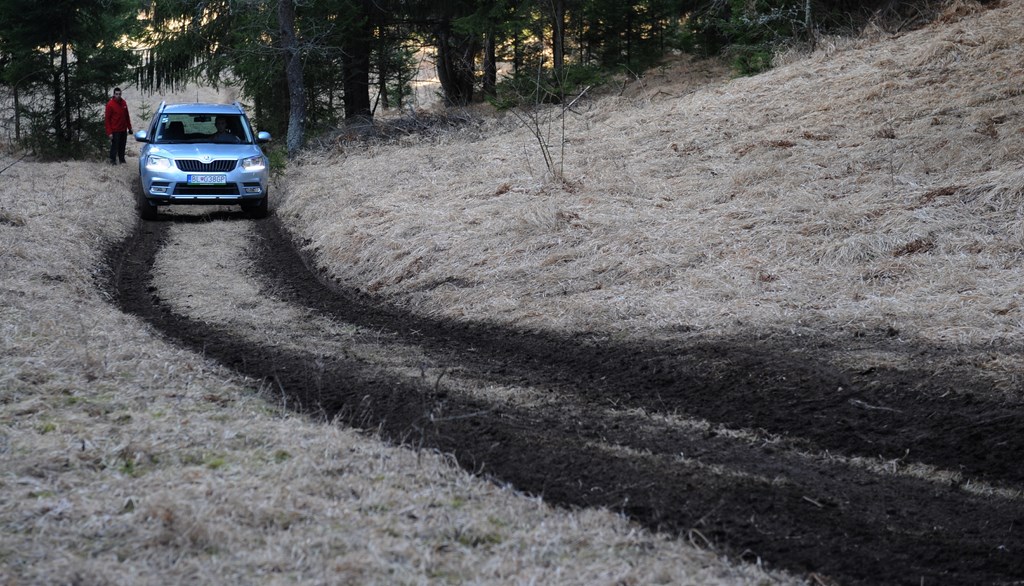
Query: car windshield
154 113 253 144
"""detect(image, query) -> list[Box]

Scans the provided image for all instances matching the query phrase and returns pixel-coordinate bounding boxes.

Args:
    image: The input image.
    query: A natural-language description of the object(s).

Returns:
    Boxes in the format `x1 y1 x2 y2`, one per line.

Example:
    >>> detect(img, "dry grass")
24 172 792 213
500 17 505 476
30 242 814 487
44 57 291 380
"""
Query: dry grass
3 0 1023 582
0 109 786 586
150 215 1021 504
280 0 1024 398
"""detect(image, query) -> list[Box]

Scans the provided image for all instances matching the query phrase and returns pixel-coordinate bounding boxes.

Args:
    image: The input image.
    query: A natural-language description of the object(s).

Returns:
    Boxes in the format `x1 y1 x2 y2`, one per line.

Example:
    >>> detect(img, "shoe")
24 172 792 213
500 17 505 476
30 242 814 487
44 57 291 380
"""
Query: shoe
110 160 117 165
119 160 127 164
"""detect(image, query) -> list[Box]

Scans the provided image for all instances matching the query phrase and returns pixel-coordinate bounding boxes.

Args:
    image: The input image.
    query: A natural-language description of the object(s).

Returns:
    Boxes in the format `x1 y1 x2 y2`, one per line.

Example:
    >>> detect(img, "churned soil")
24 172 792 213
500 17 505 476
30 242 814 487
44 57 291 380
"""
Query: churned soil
106 215 1024 585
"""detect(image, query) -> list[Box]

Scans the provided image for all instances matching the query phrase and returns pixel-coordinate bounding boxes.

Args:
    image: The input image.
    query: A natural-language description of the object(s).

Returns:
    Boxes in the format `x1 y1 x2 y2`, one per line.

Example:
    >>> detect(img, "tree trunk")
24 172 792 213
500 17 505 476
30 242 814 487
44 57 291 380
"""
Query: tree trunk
483 27 497 99
279 0 305 158
435 23 477 107
61 40 71 142
551 0 566 78
342 36 372 126
377 33 389 111
49 45 61 145
513 31 521 75
343 1 373 128
13 86 20 141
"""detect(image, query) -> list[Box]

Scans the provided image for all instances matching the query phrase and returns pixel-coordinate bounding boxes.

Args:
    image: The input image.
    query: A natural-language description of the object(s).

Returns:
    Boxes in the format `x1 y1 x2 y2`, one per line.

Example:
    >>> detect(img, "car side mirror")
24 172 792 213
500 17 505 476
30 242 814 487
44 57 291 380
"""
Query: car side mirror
256 131 271 143
134 130 149 143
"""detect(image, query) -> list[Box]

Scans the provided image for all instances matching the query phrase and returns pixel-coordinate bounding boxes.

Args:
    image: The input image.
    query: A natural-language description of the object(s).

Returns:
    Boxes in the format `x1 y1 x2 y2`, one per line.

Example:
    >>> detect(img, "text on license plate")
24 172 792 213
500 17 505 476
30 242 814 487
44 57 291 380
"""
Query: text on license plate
187 174 227 185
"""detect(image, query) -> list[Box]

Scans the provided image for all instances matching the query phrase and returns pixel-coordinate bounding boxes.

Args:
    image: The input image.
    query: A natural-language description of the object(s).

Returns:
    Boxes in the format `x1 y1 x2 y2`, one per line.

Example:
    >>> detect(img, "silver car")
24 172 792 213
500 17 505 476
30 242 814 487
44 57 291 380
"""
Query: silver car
134 102 271 220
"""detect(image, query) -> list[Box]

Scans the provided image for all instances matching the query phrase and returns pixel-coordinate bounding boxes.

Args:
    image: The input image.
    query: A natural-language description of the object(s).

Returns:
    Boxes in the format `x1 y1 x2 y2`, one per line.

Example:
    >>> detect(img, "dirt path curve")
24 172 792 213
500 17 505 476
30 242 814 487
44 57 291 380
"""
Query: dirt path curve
104 214 1024 585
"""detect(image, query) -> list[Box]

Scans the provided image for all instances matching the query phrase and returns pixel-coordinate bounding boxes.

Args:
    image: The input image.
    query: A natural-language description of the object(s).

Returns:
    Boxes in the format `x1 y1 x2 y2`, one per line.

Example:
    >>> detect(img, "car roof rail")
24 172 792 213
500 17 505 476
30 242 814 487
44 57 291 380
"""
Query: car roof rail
156 100 166 115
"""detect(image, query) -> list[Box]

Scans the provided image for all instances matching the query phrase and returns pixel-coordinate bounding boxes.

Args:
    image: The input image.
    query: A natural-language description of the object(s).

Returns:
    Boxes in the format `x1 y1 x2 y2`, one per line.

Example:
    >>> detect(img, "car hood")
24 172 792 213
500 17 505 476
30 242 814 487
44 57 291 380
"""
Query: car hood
147 143 263 160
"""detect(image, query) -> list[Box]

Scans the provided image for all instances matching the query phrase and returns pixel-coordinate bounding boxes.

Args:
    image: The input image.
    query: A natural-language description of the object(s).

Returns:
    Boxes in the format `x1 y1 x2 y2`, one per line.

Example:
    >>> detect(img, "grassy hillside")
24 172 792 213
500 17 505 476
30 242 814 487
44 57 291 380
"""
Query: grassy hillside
280 0 1023 396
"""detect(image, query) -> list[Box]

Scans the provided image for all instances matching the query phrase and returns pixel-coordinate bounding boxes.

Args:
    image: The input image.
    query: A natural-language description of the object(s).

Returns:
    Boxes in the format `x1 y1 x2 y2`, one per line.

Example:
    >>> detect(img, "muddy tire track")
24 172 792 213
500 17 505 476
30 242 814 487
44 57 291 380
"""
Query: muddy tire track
104 216 1024 585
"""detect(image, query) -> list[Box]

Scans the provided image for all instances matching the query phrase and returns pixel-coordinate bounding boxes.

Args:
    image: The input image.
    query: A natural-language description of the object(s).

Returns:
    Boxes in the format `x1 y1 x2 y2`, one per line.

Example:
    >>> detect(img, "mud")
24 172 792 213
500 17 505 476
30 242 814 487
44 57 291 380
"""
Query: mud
104 214 1024 585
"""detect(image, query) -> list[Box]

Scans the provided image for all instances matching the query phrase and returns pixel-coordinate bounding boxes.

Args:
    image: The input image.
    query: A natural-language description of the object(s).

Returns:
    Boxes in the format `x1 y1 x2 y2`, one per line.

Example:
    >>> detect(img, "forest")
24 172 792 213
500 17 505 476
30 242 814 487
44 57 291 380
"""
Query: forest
0 0 938 158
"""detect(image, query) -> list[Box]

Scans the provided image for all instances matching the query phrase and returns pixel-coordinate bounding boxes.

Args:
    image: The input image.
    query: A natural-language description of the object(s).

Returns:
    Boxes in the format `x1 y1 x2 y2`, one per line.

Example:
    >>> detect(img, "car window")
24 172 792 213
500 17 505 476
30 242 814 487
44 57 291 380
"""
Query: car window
154 114 253 144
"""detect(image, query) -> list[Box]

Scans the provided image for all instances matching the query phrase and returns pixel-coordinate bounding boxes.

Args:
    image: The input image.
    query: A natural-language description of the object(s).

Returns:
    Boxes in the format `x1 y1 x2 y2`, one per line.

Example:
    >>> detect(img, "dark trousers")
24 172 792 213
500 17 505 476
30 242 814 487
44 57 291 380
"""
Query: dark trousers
109 131 128 163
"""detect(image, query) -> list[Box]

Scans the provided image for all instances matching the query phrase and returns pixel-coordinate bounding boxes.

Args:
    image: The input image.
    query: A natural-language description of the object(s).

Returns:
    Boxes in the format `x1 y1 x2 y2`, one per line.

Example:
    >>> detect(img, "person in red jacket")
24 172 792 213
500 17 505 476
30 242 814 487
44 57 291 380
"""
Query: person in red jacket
104 87 132 165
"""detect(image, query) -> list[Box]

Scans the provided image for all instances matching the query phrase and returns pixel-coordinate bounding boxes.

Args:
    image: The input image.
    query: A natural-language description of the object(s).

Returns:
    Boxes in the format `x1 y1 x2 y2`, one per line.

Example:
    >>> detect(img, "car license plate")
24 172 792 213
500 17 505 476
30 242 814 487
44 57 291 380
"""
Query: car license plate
187 174 227 185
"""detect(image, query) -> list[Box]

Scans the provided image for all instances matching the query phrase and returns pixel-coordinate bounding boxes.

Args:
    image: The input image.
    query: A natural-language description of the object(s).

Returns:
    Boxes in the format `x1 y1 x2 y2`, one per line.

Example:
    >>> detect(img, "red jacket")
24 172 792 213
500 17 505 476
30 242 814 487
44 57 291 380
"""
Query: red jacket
105 97 132 135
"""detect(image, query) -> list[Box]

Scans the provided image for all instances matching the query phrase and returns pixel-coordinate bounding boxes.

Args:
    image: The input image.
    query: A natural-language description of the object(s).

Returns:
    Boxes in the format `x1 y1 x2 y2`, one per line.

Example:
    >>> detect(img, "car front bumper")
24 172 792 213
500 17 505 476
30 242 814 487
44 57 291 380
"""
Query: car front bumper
142 170 268 205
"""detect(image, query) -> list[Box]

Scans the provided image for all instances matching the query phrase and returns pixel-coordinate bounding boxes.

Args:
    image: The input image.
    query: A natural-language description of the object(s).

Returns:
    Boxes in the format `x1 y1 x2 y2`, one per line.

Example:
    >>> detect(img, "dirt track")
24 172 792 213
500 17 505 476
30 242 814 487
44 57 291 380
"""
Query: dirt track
105 213 1024 585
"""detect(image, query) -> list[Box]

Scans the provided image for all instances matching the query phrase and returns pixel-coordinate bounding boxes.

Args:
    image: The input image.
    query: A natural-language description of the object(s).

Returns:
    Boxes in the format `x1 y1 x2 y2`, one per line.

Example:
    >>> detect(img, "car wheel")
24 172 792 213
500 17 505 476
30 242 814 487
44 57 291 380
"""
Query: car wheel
242 192 269 219
135 179 159 221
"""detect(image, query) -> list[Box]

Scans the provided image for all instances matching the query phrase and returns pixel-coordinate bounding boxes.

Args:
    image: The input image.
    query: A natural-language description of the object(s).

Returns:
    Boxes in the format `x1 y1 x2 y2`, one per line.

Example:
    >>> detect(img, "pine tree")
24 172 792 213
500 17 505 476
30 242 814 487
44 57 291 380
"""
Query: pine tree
0 0 139 158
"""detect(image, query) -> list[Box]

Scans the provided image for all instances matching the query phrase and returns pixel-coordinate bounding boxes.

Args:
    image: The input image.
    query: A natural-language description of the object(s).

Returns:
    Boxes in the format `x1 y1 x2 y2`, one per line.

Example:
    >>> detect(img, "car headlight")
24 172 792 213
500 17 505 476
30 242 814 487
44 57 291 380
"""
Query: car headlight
145 155 172 171
241 156 266 172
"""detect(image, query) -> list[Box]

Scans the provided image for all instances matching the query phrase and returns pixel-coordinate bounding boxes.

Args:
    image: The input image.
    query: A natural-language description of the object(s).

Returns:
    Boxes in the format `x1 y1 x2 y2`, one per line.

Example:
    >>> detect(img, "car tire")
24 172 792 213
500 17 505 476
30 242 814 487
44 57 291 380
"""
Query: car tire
242 192 269 219
135 179 159 221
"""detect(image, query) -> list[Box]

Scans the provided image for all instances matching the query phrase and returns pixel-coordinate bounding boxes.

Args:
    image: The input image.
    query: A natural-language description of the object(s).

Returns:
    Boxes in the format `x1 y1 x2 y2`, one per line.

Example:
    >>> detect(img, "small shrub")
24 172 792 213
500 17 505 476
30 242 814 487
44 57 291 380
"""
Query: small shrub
730 45 776 75
490 65 605 110
266 145 288 180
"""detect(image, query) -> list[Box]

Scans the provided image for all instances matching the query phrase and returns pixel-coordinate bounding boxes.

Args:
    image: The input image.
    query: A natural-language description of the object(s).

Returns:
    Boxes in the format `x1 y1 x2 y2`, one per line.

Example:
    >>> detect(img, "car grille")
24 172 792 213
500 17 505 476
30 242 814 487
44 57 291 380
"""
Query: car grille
173 184 241 196
176 159 237 172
